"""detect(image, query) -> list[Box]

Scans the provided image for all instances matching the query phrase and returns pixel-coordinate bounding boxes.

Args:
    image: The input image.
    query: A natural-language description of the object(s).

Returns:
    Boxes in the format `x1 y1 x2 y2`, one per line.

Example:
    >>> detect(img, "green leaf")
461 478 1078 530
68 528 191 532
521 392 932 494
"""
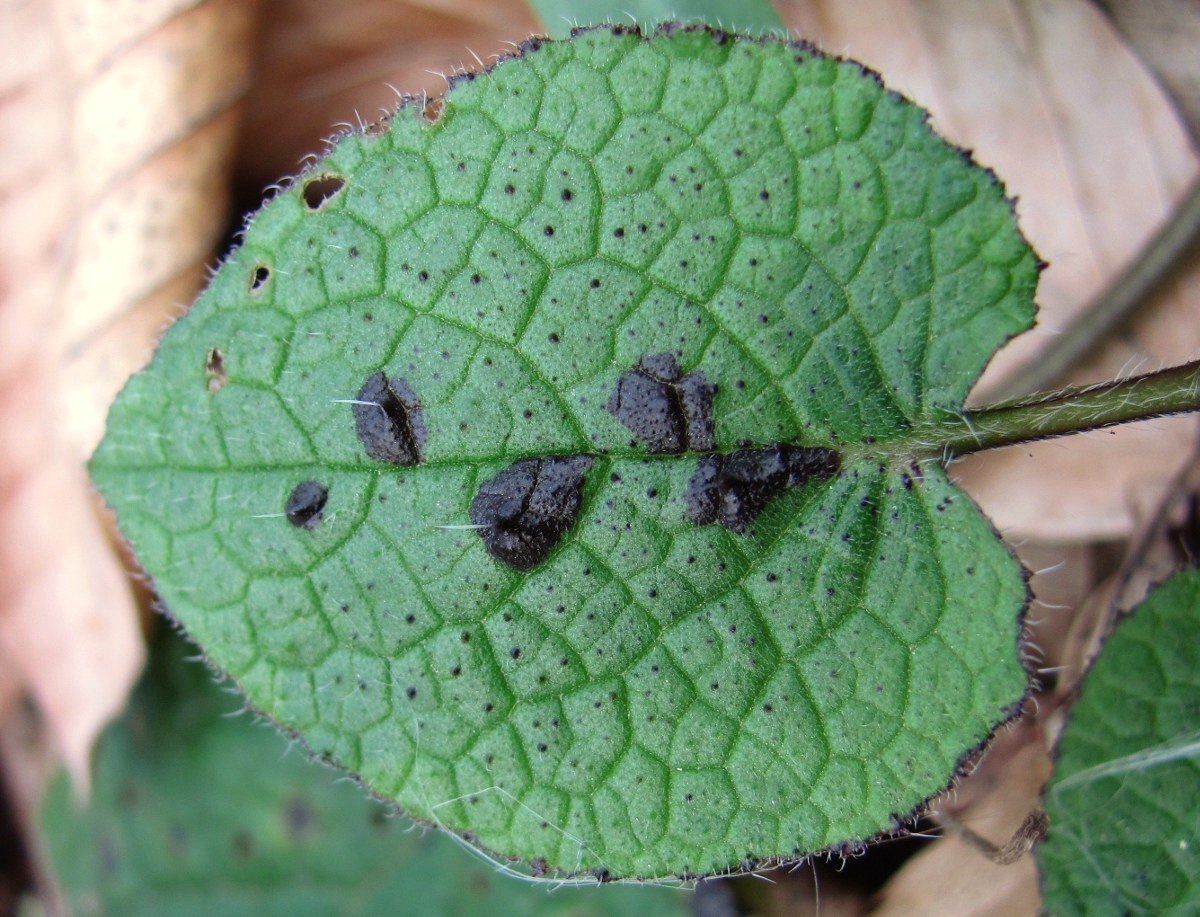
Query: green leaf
1038 571 1200 916
526 0 784 37
37 630 695 916
91 25 1039 879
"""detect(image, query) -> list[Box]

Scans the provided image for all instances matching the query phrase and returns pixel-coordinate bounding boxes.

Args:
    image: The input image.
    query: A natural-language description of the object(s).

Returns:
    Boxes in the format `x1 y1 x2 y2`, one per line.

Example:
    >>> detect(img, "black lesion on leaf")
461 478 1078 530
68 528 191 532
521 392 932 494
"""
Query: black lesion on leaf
285 480 328 529
469 455 594 571
685 444 841 534
606 352 716 454
353 371 427 465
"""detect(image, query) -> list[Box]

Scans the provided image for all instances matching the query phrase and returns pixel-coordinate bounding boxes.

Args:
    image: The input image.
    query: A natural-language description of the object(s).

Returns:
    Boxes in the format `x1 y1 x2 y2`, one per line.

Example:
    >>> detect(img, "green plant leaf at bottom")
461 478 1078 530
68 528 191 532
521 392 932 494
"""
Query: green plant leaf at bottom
91 25 1039 879
526 0 785 38
36 631 695 917
1038 571 1200 916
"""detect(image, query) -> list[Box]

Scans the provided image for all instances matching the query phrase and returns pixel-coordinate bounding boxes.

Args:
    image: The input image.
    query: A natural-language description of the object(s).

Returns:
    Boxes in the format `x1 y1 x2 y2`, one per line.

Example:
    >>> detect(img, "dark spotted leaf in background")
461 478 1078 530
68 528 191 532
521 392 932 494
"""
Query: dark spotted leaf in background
91 25 1039 879
1037 571 1200 916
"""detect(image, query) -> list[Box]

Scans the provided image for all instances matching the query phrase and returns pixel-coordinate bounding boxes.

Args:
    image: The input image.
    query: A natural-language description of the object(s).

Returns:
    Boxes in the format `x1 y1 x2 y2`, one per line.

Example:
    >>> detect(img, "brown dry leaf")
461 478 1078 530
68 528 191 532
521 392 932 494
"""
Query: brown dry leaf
0 0 257 790
780 0 1200 541
235 0 540 196
1098 0 1200 142
870 728 1052 917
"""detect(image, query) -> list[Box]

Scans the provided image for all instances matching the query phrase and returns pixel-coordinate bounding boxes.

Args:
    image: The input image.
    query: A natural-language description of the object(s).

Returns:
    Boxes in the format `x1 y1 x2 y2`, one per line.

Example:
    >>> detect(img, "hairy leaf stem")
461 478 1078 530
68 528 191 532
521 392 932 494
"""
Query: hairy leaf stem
926 358 1200 459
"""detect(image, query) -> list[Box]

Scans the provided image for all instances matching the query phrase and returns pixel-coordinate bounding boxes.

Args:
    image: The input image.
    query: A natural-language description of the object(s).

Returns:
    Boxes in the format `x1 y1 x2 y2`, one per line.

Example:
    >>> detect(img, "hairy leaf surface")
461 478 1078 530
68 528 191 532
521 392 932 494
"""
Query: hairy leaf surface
92 25 1038 878
38 631 692 915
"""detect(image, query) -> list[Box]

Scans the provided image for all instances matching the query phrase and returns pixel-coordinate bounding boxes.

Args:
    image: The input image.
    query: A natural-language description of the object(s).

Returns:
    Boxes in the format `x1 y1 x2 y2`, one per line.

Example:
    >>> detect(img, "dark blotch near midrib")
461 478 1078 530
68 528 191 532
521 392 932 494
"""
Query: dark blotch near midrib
685 443 841 533
353 371 426 465
286 480 328 529
469 455 594 571
606 352 715 454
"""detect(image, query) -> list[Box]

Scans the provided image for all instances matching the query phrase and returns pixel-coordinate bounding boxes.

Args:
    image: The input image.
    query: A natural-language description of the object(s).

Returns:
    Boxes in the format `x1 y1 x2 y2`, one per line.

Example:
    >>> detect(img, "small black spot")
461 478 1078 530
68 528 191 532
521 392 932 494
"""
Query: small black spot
561 189 573 201
469 454 594 571
605 353 716 454
302 174 345 209
352 371 427 465
406 686 417 699
232 831 254 858
544 225 555 236
285 480 328 529
685 444 841 534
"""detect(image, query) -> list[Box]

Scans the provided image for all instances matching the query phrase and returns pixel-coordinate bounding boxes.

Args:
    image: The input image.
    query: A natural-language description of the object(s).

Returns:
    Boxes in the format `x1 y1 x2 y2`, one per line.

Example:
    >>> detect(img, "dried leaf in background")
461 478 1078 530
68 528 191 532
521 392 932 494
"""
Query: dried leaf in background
0 0 258 790
235 0 539 196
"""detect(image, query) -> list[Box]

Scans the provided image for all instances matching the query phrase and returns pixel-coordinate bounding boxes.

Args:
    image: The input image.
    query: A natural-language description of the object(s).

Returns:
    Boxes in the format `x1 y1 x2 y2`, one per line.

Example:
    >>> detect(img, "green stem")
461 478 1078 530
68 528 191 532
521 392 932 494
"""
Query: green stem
922 359 1200 459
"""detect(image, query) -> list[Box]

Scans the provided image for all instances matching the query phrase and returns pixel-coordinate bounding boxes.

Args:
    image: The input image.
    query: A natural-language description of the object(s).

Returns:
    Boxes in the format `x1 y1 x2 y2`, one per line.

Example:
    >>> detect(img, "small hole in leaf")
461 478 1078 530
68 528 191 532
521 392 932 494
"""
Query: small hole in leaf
249 264 270 293
422 98 444 122
204 348 227 392
302 174 346 209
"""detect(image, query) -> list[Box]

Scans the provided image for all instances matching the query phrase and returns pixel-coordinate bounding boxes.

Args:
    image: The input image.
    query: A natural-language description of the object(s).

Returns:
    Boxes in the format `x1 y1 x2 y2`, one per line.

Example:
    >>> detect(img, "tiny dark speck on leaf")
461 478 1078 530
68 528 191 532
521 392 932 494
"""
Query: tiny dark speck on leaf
232 831 254 859
285 480 328 529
